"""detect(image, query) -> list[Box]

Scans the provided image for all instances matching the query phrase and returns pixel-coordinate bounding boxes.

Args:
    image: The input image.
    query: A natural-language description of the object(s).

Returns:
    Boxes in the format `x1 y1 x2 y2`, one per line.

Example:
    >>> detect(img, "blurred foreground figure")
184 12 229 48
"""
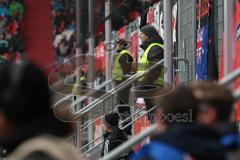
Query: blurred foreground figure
191 82 240 159
131 86 226 160
0 61 81 160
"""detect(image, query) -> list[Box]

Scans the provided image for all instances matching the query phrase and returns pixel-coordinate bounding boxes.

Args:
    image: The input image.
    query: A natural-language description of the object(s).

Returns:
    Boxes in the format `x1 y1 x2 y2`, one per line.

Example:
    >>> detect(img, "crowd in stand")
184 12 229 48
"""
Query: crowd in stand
51 0 161 64
0 0 24 65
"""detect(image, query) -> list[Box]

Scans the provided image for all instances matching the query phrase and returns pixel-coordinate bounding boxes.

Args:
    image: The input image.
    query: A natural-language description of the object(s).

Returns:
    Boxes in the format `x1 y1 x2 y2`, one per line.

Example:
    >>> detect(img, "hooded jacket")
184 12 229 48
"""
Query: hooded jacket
131 124 226 160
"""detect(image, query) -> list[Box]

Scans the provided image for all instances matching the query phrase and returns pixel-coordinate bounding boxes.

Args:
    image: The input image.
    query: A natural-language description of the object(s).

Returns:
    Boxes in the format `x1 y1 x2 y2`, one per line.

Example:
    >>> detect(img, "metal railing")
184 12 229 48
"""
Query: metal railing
73 59 165 117
77 106 146 153
218 68 240 86
73 57 190 117
74 57 189 154
99 68 240 160
100 87 240 160
81 105 157 156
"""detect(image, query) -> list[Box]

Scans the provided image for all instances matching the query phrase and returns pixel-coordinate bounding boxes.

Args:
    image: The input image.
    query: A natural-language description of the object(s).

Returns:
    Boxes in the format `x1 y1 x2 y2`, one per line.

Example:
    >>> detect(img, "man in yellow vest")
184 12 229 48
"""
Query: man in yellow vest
138 25 164 123
112 39 133 135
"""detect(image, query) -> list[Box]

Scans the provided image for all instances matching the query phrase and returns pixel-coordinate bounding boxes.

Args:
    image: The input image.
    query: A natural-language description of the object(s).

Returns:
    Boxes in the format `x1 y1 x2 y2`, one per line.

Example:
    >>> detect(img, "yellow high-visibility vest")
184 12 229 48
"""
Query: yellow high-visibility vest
112 50 132 81
138 43 164 85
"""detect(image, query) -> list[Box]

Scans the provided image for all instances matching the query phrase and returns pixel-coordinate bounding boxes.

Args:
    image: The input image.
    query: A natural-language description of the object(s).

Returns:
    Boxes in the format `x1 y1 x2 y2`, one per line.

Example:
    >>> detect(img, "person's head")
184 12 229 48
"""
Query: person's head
0 61 71 137
191 82 234 126
155 86 198 126
140 25 159 43
116 39 129 50
0 33 4 40
103 112 119 133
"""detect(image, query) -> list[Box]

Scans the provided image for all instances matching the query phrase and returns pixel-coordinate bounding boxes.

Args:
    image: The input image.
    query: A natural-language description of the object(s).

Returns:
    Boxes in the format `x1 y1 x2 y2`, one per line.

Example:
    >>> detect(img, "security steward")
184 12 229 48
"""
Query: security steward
112 39 133 135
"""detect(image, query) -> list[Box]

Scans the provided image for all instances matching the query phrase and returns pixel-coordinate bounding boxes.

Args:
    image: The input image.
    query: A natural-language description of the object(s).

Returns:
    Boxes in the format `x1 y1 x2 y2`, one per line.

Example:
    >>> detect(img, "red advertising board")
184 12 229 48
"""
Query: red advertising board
133 99 150 151
235 1 240 121
118 26 126 39
130 31 139 62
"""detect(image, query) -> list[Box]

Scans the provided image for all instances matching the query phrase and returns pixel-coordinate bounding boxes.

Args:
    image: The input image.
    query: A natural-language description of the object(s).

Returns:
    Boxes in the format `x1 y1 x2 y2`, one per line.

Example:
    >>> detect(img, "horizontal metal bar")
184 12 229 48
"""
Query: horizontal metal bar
79 136 102 152
79 107 146 152
218 68 240 86
81 140 104 156
119 107 146 126
72 79 113 108
82 105 157 155
75 59 164 117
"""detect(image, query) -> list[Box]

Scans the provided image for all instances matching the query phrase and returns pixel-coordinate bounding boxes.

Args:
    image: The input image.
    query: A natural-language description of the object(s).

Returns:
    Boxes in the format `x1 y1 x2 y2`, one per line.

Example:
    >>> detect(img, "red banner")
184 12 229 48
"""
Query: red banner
130 31 139 62
235 1 240 121
133 99 150 151
95 42 106 75
118 26 126 39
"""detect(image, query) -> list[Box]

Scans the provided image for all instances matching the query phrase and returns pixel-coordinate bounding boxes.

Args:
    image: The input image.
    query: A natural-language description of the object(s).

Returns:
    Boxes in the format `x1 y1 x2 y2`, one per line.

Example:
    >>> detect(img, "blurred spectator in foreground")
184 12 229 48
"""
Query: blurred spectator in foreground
0 61 81 159
191 82 240 159
131 87 226 160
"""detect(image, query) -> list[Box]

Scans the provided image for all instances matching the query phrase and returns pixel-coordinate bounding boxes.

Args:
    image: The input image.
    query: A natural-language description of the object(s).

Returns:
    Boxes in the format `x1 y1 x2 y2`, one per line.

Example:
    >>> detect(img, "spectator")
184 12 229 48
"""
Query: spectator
0 0 24 66
52 0 64 12
0 33 8 53
7 17 20 35
56 38 71 63
118 0 140 24
112 39 133 135
0 61 81 159
191 82 240 159
54 11 64 28
137 25 164 123
131 87 226 160
10 30 24 53
9 0 24 19
0 16 7 32
101 112 132 159
0 2 8 17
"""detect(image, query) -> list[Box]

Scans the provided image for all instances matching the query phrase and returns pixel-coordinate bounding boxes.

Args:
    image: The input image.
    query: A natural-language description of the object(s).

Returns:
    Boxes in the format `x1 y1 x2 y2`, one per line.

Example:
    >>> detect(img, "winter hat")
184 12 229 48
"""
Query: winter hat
0 61 51 125
116 39 130 49
140 25 159 38
103 112 119 129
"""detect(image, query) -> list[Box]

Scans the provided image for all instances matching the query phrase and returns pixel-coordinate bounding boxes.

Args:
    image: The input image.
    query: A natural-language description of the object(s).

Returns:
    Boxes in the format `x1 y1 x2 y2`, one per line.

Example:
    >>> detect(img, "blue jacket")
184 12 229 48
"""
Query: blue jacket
131 124 226 160
131 141 187 160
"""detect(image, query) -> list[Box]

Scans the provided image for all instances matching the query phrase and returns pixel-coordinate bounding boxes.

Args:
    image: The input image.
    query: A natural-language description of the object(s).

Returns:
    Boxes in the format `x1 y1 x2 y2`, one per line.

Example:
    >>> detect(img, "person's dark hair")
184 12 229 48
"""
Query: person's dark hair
191 82 234 121
103 112 119 129
140 25 159 38
157 87 199 123
117 39 130 50
0 61 51 124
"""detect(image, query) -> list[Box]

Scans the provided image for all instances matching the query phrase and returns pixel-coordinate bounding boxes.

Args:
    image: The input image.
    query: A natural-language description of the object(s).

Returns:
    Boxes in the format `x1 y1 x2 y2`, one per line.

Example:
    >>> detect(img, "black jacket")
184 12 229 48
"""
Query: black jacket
140 35 164 85
101 127 128 159
152 124 226 160
0 115 71 159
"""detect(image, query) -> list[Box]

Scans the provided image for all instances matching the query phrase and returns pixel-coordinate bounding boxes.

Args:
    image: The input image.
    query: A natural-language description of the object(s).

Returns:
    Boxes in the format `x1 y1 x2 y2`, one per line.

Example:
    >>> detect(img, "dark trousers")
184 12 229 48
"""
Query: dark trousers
144 98 156 124
115 80 132 135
